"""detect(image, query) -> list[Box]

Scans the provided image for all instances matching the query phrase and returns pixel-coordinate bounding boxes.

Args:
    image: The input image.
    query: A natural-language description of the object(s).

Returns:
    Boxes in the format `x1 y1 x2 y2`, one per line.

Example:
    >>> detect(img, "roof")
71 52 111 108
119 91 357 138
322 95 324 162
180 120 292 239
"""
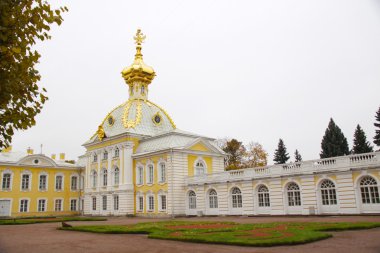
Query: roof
0 151 80 168
135 129 225 155
85 99 176 145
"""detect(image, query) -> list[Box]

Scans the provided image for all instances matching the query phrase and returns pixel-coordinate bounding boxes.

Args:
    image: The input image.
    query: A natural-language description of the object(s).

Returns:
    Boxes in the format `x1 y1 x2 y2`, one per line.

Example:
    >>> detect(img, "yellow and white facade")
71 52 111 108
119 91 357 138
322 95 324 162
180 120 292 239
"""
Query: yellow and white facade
81 29 225 216
82 29 380 217
0 148 83 217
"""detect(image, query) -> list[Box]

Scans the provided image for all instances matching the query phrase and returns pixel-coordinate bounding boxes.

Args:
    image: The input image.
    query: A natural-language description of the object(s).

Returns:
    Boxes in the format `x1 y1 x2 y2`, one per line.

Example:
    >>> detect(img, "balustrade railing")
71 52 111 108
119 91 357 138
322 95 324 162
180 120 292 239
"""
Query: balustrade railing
185 151 380 185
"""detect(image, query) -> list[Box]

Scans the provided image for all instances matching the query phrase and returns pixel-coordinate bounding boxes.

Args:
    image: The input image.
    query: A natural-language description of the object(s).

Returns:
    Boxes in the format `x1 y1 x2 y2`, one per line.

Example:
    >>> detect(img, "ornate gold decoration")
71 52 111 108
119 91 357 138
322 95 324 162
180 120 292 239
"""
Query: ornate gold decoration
152 111 162 126
134 29 146 45
121 29 156 88
147 100 176 129
97 125 106 141
123 100 142 128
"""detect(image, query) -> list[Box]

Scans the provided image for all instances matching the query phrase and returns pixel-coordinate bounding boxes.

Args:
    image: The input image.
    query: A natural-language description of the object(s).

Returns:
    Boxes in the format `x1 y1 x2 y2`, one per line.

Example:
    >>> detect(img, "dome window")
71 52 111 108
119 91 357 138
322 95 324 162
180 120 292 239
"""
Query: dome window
107 116 115 126
152 112 162 125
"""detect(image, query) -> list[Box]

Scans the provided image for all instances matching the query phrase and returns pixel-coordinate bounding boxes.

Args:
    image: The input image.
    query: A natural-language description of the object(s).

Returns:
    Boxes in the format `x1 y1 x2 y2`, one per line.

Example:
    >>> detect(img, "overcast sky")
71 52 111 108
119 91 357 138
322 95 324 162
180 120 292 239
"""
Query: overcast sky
10 0 380 163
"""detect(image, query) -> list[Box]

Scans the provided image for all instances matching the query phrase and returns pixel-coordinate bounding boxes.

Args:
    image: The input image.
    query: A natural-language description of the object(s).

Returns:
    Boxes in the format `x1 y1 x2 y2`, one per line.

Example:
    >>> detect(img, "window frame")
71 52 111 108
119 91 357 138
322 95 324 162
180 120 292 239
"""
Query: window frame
38 173 48 191
360 176 380 204
158 162 166 183
114 167 120 185
208 189 218 209
2 172 12 191
55 174 64 191
257 185 270 207
147 195 154 212
194 159 206 176
91 170 98 188
71 175 78 191
92 196 97 211
146 163 154 185
101 168 108 187
19 199 29 213
37 198 47 212
231 187 242 208
137 166 144 185
114 147 120 158
287 182 302 207
54 198 63 212
188 191 197 209
20 173 31 191
70 199 78 211
113 195 119 211
102 195 107 211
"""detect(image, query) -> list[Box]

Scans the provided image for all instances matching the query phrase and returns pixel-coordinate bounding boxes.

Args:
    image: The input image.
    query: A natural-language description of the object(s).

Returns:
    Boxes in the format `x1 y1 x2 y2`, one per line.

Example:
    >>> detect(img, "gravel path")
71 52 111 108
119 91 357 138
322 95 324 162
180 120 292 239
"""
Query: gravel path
0 216 380 253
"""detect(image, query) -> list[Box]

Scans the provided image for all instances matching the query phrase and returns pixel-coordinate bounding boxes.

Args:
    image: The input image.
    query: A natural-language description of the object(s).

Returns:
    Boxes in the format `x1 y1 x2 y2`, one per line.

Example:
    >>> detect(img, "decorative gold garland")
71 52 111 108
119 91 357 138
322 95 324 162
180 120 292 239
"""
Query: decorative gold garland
123 99 142 128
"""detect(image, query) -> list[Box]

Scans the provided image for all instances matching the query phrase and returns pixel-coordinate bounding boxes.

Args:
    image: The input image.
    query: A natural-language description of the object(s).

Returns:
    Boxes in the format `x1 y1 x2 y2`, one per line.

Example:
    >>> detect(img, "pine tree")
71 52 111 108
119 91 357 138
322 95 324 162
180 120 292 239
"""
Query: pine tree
294 149 302 162
273 139 290 164
320 118 350 159
374 107 380 150
352 125 373 154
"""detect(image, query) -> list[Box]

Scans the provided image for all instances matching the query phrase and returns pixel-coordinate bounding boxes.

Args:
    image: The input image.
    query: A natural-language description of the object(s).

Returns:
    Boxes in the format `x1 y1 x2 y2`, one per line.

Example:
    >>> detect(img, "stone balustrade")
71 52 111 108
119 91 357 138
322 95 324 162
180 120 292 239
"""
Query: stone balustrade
185 151 380 185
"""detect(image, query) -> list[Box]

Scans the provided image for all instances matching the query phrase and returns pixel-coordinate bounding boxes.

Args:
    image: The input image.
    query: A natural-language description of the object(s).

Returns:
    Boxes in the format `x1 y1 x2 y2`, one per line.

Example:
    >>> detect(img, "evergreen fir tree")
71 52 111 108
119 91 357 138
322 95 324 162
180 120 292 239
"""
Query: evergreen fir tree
320 118 350 158
273 139 290 164
294 149 302 162
374 107 380 150
352 124 373 154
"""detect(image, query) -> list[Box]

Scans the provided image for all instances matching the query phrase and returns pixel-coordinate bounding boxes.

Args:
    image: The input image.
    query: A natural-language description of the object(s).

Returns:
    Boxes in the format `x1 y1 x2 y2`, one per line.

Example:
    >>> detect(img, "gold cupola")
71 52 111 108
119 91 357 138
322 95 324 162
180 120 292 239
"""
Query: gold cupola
121 29 156 100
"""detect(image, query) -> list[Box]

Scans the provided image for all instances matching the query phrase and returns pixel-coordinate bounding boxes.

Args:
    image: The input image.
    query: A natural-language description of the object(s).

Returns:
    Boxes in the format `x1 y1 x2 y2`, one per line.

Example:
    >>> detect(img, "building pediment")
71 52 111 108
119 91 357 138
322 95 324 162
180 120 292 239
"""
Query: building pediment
17 154 57 167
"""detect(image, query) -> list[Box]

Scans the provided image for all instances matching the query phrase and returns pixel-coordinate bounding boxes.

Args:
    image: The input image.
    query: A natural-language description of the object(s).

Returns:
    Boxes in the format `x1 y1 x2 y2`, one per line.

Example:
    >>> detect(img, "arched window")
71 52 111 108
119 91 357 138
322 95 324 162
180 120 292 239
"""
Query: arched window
287 183 301 206
158 162 166 183
231 187 242 208
101 169 107 186
195 160 205 175
114 167 119 185
320 180 337 205
258 185 270 207
209 189 218 209
103 151 108 160
360 176 380 204
114 148 119 158
91 170 97 188
188 191 196 209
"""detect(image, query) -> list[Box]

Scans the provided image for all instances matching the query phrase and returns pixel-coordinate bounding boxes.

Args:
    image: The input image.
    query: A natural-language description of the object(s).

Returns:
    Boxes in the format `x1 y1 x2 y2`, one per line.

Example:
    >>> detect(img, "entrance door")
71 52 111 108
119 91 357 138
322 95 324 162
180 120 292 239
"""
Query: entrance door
0 200 11 217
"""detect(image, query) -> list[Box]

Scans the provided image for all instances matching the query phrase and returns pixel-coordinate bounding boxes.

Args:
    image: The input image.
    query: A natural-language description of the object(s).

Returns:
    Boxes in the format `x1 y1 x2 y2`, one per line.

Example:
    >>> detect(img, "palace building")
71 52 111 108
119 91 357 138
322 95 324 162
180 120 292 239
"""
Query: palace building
0 147 83 217
1 30 380 218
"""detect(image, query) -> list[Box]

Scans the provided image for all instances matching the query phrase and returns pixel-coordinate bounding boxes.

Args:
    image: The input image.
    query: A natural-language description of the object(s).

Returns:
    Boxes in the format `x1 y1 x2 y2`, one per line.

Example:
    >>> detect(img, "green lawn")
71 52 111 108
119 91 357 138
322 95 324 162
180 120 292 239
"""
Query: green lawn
0 216 107 225
60 220 380 247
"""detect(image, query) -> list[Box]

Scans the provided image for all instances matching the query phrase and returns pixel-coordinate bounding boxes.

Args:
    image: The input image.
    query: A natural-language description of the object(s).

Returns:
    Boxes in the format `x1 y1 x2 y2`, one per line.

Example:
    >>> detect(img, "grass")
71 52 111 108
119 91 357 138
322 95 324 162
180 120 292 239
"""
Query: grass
0 216 107 225
59 220 380 247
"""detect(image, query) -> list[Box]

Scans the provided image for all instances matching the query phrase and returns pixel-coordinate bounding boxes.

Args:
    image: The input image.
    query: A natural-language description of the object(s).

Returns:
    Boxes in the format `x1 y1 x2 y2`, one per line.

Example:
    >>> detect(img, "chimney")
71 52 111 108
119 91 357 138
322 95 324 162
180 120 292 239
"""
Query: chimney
27 147 33 155
59 153 65 160
1 146 12 153
51 154 56 160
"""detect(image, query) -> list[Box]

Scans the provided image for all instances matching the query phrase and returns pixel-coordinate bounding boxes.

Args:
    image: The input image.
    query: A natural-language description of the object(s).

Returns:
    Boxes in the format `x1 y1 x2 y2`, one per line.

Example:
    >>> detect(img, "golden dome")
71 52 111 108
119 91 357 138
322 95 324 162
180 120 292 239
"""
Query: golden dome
121 29 156 86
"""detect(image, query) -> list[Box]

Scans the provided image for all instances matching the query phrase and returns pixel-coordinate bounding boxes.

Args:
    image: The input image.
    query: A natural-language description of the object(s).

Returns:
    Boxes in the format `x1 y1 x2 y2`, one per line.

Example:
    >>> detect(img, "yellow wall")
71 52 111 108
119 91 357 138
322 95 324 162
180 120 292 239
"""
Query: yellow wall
133 154 168 214
187 155 213 176
189 142 210 152
0 166 82 217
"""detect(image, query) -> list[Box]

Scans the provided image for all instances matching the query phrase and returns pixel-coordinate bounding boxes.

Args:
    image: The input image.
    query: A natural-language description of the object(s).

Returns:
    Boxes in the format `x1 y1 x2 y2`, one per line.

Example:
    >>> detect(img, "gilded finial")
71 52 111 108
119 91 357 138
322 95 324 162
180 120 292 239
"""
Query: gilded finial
134 29 146 46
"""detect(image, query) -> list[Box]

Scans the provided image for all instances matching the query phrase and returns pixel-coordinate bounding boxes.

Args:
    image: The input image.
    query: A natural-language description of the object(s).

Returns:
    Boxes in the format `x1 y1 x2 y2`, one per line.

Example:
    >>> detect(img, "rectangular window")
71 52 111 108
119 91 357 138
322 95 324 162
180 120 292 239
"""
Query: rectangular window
55 176 63 190
113 195 119 211
148 196 154 211
71 176 78 191
70 199 77 211
39 175 47 190
159 163 166 183
21 174 30 190
138 196 144 211
2 173 11 190
102 196 107 211
38 199 46 212
160 195 166 211
20 199 28 212
148 165 154 184
55 199 62 211
92 197 97 211
138 167 143 185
